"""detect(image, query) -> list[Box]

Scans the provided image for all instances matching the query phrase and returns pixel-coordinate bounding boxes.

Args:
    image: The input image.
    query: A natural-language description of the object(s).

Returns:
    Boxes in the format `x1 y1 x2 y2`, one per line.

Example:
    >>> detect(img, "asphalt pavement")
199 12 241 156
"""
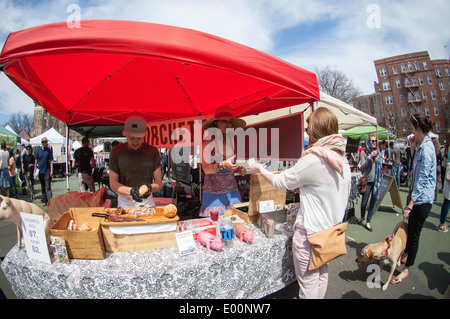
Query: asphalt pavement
1 173 449 299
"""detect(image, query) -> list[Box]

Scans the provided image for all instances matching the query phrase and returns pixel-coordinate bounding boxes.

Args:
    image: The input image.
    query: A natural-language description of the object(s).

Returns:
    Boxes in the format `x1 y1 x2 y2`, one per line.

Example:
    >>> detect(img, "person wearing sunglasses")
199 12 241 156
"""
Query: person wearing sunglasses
357 133 383 231
391 114 436 285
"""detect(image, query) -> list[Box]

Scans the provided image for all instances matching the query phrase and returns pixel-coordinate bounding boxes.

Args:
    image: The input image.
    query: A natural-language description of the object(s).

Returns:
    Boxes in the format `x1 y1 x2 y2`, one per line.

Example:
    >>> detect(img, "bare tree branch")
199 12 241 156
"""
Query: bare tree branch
315 66 362 105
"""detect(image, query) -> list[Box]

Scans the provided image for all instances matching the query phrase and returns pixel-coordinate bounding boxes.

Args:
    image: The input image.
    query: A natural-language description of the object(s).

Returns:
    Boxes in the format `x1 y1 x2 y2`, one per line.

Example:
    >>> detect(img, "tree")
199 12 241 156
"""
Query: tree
2 112 33 137
315 66 362 105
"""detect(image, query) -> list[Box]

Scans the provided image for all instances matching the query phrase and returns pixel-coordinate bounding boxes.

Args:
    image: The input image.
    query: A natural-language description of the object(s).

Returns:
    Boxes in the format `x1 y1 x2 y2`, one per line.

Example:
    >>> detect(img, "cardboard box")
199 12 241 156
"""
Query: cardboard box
50 207 106 259
232 172 286 224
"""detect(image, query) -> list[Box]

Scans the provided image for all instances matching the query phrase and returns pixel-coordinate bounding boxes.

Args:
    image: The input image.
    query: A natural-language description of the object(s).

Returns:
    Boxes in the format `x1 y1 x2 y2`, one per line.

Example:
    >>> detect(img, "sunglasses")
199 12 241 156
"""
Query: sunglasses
370 140 377 143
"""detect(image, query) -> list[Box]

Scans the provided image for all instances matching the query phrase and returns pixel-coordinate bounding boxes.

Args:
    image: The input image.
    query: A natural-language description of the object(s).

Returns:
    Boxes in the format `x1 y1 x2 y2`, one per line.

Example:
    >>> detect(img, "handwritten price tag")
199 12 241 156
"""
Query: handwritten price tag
20 212 51 264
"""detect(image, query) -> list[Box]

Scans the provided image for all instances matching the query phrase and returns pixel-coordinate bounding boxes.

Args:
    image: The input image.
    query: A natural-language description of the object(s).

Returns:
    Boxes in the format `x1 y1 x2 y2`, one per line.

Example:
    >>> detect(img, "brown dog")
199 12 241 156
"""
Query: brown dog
355 220 408 291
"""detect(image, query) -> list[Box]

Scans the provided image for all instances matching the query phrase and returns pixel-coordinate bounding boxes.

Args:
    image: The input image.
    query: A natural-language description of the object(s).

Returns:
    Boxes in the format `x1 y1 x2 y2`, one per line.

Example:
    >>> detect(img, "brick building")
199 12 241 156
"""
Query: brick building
354 51 450 141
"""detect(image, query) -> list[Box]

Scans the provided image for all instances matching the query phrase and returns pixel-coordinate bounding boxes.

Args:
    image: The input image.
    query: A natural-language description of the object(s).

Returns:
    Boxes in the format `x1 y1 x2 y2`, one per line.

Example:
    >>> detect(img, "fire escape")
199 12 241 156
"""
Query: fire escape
402 62 421 112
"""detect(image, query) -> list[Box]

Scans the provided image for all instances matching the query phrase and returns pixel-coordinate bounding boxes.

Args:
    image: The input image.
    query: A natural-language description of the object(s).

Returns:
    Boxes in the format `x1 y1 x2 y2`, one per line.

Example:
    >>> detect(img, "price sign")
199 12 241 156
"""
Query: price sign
259 200 274 213
175 230 197 256
20 212 51 264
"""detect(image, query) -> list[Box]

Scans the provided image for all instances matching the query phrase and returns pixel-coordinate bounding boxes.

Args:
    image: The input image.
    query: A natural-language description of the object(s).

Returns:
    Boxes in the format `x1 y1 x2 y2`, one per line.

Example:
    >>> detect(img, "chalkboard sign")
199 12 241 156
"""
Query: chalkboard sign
169 147 191 184
373 174 403 213
346 137 360 154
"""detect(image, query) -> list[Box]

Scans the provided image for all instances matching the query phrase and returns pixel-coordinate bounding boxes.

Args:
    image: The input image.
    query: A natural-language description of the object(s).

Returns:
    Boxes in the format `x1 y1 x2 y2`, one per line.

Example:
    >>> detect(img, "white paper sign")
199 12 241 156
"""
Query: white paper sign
20 212 51 264
259 200 274 213
175 230 197 256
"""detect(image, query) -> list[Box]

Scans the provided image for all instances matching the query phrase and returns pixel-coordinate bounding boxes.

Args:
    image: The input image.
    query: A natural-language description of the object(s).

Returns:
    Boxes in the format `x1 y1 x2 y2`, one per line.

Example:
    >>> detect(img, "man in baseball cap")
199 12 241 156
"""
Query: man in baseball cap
122 115 147 138
109 115 162 207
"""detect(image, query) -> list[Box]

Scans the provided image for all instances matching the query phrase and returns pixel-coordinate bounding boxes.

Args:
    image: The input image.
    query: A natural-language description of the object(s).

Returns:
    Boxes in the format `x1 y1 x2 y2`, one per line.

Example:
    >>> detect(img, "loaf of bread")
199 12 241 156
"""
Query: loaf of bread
139 185 149 196
164 204 177 218
79 223 92 231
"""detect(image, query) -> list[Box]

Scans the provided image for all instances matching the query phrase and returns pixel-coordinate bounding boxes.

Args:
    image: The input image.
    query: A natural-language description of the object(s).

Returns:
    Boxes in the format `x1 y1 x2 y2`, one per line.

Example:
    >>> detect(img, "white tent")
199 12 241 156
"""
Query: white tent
30 127 67 145
30 127 72 163
93 145 104 153
242 91 377 130
72 140 82 150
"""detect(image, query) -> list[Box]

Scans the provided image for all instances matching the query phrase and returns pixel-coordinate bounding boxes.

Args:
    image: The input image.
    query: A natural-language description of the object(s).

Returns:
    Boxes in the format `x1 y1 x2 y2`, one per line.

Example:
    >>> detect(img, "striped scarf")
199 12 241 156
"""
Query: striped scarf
303 134 347 178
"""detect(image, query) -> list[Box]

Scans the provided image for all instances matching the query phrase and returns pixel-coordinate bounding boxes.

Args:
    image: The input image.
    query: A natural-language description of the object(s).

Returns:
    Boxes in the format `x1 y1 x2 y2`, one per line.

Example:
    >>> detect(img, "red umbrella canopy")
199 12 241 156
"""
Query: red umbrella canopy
0 20 319 127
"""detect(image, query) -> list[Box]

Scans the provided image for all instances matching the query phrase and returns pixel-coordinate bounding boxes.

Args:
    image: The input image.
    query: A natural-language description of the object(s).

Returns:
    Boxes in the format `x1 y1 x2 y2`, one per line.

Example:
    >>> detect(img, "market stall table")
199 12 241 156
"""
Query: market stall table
1 223 295 299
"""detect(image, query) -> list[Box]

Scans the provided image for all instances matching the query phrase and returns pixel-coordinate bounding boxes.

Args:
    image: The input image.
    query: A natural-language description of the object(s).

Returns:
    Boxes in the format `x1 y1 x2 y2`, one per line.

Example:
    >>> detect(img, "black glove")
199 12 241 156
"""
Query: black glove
130 187 143 202
141 184 153 199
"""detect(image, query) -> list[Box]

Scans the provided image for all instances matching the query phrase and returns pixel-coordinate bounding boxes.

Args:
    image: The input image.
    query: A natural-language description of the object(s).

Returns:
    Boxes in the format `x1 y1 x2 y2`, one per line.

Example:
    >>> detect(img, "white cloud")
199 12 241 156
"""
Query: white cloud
0 0 449 121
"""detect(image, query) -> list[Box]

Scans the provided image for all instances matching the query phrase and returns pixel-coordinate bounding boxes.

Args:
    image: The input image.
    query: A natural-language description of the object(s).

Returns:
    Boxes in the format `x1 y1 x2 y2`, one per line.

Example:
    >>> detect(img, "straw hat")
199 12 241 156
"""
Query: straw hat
202 106 246 130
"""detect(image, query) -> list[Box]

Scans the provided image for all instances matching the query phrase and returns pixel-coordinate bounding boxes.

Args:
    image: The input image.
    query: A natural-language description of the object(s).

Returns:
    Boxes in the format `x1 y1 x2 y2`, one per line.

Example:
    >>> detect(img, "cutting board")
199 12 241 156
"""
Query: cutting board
102 206 179 226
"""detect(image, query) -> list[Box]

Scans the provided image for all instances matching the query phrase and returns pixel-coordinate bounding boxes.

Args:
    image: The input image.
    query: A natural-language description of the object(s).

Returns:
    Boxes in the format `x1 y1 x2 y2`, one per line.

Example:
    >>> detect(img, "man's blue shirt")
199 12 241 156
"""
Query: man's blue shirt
35 147 53 174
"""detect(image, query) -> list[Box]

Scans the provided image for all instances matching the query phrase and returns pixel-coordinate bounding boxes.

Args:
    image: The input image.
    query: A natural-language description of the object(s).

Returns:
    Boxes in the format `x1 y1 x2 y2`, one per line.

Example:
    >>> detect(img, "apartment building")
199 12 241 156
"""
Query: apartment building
354 51 449 140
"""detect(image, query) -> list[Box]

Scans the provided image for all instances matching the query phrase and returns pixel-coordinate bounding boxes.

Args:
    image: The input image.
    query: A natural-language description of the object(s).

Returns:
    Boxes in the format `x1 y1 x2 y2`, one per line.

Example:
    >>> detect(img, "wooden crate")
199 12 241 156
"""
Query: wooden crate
100 206 179 252
232 172 286 224
50 207 106 259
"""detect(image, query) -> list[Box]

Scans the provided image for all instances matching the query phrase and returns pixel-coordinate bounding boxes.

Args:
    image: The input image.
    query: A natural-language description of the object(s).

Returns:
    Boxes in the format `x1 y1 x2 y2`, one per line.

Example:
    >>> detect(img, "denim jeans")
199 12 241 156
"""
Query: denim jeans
9 176 18 197
391 165 401 188
360 181 377 223
440 198 450 225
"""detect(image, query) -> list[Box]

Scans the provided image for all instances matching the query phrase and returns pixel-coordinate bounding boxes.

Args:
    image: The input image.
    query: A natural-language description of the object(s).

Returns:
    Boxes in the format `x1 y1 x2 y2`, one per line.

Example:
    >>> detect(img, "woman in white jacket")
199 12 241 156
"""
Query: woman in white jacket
249 108 351 299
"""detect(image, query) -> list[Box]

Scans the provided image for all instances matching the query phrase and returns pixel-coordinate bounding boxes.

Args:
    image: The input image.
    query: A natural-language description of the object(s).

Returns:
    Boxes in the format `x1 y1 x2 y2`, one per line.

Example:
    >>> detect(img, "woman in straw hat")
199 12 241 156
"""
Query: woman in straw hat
200 106 247 217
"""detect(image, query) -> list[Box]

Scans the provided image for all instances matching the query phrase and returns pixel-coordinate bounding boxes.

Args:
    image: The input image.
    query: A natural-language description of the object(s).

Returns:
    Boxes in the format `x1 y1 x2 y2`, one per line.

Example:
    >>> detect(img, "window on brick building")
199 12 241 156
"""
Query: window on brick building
385 95 393 104
434 106 439 116
415 62 420 70
419 76 424 85
392 66 398 74
427 75 432 84
431 90 436 100
423 61 429 70
379 68 387 76
396 79 401 88
383 81 391 90
425 106 430 116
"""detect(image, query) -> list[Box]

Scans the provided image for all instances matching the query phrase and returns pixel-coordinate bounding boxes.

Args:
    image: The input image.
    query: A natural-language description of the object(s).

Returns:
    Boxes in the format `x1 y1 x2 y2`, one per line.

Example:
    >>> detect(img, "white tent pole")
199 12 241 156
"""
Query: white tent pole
65 124 70 191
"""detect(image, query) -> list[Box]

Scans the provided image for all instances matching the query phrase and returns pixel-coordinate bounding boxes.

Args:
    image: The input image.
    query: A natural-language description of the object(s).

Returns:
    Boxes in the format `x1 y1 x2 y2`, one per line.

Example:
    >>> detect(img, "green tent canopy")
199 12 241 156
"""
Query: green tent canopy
342 126 396 141
0 126 20 146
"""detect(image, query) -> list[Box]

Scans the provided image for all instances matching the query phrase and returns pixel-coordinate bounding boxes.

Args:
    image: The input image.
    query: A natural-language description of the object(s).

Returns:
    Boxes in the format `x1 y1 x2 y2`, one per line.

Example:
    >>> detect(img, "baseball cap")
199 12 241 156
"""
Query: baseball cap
122 116 147 138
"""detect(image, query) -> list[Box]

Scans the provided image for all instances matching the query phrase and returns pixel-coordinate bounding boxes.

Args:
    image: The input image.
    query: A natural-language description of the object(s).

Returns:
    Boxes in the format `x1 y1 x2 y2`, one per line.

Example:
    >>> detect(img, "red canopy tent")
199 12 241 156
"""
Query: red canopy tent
0 20 319 133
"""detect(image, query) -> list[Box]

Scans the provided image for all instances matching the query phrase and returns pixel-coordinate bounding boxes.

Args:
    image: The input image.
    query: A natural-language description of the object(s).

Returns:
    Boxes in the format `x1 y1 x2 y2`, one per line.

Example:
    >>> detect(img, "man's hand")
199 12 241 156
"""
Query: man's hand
140 184 153 199
130 187 143 202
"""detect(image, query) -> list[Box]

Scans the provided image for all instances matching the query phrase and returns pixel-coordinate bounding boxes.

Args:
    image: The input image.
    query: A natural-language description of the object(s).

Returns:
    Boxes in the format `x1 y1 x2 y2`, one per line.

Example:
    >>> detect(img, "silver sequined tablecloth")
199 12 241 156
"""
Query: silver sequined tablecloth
1 223 295 299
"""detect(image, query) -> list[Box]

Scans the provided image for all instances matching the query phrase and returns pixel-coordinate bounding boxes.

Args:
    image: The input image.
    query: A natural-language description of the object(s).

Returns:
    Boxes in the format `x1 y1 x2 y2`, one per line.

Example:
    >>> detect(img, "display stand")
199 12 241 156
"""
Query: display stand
373 174 403 213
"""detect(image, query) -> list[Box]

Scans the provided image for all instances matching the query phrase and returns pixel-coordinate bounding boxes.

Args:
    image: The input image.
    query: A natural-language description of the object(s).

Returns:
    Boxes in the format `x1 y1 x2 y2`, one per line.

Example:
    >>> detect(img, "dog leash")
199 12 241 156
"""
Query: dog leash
384 218 407 255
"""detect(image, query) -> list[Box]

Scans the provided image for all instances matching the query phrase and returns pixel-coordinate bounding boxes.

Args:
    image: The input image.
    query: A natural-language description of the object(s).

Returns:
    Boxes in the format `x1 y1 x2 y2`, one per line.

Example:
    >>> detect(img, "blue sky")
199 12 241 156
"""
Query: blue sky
1 0 449 127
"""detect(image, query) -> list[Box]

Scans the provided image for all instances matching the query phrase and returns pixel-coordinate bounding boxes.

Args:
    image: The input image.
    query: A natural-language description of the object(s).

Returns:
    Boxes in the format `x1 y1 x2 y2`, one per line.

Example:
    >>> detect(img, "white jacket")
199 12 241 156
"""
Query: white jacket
272 153 351 235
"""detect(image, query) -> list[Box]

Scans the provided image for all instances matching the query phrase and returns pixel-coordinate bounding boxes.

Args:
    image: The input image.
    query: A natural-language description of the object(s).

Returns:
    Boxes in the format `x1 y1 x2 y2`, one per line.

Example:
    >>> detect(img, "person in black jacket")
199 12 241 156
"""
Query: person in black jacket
72 137 96 192
21 145 36 201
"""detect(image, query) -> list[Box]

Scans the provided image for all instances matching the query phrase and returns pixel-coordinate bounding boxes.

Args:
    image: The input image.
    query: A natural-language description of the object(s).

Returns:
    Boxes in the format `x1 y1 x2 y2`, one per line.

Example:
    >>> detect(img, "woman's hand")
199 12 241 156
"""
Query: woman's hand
236 166 247 176
402 206 412 219
247 163 265 173
222 156 238 172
